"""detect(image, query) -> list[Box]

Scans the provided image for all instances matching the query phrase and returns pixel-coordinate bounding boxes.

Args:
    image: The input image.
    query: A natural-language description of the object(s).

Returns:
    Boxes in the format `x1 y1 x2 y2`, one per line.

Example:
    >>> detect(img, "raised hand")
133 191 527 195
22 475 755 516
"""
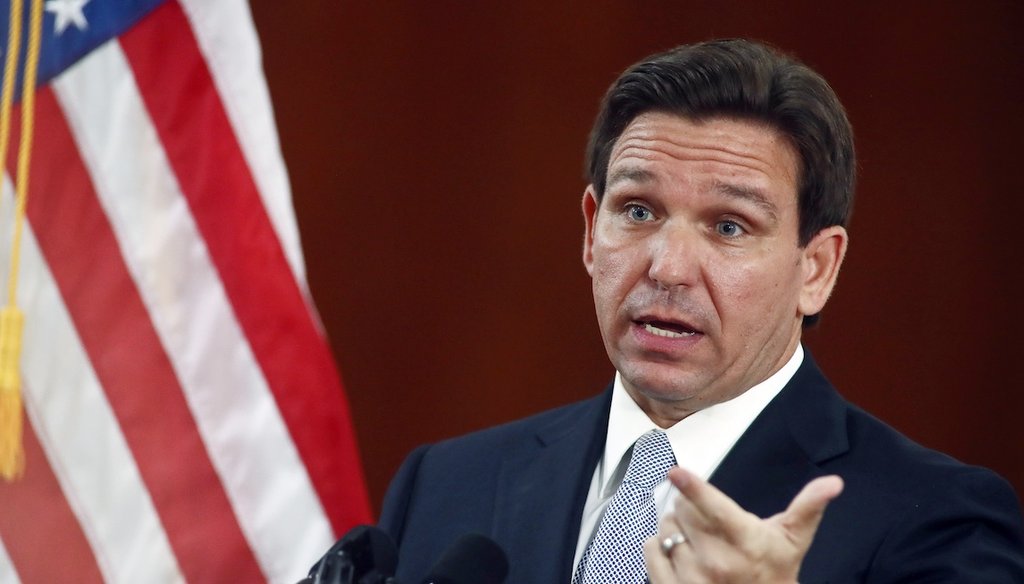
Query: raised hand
645 467 844 583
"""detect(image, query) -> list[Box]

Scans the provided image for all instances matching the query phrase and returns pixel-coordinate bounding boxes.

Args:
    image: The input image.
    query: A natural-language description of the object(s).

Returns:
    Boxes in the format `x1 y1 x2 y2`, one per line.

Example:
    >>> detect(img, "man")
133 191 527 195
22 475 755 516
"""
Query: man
376 39 1024 582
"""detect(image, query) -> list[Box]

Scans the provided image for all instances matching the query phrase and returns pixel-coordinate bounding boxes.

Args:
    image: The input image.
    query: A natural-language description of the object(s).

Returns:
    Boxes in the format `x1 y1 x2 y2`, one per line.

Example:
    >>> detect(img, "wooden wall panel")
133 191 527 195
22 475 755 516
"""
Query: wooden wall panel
249 1 1024 513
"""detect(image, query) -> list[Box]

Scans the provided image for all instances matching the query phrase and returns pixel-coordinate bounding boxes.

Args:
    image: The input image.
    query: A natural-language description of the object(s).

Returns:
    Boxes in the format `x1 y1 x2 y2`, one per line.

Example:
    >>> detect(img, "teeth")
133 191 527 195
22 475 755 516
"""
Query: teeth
644 323 695 338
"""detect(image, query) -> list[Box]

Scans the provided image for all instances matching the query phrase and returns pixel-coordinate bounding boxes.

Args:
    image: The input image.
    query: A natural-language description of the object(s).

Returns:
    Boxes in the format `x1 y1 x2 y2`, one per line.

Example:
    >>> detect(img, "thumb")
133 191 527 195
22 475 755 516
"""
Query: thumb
778 475 844 546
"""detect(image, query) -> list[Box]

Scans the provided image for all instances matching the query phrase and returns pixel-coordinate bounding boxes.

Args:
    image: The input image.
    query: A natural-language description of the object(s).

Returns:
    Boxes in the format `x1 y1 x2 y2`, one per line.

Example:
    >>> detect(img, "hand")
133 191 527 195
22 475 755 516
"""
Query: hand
644 467 843 583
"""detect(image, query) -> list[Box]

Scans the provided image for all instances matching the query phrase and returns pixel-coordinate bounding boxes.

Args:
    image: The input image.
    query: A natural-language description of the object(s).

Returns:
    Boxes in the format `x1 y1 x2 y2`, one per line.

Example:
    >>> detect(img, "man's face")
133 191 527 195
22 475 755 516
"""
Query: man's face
583 112 843 423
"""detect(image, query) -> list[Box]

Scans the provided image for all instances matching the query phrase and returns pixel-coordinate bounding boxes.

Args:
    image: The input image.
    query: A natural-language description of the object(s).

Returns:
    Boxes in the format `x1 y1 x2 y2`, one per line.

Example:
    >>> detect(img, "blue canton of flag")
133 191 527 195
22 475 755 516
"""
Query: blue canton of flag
1 0 164 89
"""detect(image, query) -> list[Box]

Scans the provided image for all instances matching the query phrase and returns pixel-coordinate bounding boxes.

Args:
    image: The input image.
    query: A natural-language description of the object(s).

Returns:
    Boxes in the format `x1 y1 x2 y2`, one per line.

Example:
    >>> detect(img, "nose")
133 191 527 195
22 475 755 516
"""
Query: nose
647 224 700 289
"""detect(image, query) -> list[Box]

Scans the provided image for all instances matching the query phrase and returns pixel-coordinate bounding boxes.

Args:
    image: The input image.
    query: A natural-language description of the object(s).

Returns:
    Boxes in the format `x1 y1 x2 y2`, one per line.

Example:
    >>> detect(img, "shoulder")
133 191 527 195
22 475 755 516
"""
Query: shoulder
385 390 608 497
422 391 609 459
837 401 1016 507
772 355 1024 580
845 408 1024 579
377 389 611 580
378 389 609 531
777 353 1014 500
801 373 1022 528
808 394 1024 580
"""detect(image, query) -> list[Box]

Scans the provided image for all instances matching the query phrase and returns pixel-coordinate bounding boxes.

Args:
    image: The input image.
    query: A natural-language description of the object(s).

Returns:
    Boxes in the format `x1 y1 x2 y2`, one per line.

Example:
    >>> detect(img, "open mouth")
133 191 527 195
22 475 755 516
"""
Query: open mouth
639 320 699 339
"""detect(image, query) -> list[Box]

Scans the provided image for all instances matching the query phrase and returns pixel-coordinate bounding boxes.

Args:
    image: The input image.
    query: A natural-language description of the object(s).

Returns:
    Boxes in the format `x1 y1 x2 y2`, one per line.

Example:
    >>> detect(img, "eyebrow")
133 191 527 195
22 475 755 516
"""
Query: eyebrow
712 180 780 221
606 167 655 189
605 168 783 221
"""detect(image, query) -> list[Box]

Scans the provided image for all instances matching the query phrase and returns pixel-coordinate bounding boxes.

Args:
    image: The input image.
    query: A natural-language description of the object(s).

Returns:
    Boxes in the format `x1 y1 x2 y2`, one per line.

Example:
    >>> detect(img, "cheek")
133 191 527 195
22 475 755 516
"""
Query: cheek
590 241 648 314
707 256 758 298
710 258 797 320
591 235 640 283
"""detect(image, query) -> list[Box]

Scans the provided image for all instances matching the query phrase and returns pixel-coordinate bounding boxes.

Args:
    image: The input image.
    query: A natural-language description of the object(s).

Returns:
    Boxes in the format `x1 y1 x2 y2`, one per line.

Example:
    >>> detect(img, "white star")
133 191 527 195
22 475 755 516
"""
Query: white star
45 0 91 36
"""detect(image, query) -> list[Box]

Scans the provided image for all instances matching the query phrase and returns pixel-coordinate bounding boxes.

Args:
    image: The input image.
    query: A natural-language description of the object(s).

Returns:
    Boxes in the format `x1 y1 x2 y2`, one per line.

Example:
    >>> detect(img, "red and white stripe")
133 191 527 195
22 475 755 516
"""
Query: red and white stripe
0 2 371 582
0 536 20 584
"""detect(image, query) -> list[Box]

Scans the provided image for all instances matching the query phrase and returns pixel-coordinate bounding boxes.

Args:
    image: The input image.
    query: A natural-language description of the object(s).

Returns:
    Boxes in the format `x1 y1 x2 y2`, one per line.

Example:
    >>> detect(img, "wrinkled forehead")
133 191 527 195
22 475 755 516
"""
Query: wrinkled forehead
604 112 801 202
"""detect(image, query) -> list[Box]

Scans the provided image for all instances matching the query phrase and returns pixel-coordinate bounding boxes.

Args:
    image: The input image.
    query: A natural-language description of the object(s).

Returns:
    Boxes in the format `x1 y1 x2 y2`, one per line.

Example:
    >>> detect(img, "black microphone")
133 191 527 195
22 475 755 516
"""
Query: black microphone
421 534 509 584
306 525 398 584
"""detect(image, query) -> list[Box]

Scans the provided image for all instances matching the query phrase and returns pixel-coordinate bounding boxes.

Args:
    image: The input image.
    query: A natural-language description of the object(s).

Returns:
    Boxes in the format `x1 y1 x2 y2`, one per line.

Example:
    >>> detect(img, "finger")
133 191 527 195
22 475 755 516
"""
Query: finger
668 484 720 543
645 525 700 584
656 513 683 537
644 534 676 584
654 514 697 565
777 474 844 545
665 482 754 575
668 466 752 535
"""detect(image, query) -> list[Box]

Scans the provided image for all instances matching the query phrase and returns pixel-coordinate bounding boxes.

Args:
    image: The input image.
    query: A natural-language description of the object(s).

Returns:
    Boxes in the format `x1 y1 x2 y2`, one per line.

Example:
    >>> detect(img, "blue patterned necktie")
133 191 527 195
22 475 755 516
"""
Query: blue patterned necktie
573 429 677 584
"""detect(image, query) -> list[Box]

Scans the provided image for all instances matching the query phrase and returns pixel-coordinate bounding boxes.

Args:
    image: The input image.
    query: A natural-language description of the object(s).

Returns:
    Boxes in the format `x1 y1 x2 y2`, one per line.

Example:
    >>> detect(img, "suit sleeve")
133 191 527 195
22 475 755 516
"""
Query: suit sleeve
378 444 430 545
866 467 1024 582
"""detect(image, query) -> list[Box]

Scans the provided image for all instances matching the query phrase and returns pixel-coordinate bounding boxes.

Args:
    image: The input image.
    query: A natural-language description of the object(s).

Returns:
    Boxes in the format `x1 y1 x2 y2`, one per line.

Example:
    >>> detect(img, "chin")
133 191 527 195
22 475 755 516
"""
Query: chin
619 363 709 404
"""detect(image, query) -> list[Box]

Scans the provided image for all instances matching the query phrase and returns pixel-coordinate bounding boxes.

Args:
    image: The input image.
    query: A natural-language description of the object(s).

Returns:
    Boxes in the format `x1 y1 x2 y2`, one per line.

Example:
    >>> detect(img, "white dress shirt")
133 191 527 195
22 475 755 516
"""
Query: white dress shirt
571 345 805 573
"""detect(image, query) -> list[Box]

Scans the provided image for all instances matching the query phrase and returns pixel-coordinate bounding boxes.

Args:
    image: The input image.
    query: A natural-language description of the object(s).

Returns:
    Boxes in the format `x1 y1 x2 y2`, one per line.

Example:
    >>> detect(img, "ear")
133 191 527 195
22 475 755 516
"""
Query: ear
798 225 849 317
582 186 600 276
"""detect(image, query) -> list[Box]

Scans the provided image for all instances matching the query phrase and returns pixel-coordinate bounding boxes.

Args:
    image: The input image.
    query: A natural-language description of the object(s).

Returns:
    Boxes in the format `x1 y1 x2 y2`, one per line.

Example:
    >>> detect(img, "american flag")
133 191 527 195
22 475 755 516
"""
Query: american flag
0 0 371 582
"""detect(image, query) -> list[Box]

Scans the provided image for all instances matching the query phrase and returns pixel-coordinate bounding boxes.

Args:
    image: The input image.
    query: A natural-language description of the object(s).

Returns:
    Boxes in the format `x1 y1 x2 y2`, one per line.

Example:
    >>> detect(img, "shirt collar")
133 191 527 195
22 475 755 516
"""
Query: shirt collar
598 344 804 497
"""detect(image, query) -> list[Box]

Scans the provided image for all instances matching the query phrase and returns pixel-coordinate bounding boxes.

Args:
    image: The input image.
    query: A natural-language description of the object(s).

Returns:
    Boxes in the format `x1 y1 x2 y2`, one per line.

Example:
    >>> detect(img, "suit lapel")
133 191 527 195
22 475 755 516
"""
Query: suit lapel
488 355 848 581
493 389 611 584
710 353 850 518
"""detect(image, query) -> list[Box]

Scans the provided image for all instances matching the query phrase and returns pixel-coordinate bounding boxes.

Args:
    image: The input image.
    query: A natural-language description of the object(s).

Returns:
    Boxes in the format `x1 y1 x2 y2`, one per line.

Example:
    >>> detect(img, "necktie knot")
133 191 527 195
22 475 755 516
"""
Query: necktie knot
622 429 675 490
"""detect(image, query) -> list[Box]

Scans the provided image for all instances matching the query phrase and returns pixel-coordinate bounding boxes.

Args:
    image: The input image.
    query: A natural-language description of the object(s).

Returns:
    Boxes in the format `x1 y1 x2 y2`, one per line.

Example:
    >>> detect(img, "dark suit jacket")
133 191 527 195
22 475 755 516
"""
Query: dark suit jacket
378 355 1024 583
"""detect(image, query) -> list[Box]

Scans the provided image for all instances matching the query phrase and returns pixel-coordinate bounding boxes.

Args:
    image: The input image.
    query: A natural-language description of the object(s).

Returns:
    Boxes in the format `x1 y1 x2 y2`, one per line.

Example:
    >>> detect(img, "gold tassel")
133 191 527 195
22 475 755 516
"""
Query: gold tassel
0 0 42 482
0 306 24 480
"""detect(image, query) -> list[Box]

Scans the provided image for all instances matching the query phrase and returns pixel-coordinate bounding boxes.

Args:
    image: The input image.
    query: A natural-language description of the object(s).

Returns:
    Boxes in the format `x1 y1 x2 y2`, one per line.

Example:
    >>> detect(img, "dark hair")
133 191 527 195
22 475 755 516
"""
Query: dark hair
586 39 855 248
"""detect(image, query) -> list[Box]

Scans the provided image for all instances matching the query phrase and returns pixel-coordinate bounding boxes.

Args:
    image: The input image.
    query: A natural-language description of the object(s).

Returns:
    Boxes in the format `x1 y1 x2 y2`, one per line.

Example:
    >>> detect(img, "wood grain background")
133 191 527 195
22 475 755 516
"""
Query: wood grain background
249 1 1024 514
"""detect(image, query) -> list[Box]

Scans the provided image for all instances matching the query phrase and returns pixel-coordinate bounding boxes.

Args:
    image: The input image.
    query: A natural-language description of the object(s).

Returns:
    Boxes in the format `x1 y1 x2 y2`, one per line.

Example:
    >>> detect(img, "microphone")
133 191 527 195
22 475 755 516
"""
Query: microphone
421 534 509 584
306 525 398 584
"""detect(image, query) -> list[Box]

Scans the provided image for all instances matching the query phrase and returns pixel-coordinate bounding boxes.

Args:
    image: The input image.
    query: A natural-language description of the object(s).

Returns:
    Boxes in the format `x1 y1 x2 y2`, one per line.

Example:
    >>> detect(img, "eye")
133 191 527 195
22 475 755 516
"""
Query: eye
626 204 653 222
715 220 746 238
